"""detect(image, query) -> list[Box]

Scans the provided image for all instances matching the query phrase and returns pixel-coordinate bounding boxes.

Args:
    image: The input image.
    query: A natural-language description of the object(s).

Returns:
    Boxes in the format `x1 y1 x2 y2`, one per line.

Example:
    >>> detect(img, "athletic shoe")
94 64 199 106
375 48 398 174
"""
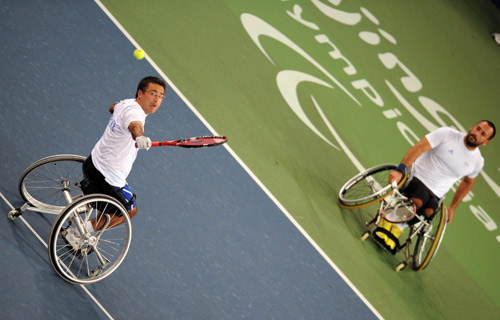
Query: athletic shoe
62 228 96 259
61 228 81 252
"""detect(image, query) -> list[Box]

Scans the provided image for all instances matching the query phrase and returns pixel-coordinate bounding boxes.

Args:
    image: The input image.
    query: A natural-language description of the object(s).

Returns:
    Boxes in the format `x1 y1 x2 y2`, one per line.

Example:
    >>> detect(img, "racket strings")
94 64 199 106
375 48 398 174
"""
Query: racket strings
181 136 227 147
383 199 416 222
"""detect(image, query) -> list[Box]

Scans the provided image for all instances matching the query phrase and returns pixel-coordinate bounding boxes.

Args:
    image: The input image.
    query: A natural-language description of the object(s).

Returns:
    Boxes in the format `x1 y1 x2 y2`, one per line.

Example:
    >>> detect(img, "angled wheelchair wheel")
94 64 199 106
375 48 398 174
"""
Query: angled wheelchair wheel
18 154 86 215
338 164 407 209
412 203 447 271
48 194 132 284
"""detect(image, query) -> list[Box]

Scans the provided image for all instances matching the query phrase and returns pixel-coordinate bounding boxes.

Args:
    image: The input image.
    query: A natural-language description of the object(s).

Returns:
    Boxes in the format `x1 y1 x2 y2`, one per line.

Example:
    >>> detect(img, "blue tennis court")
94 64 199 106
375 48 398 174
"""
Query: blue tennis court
0 1 379 319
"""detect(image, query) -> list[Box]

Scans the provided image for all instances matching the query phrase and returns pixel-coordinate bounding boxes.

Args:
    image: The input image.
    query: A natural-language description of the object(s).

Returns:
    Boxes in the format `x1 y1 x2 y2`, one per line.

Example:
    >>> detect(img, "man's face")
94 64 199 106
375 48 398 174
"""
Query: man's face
137 83 165 115
465 121 494 148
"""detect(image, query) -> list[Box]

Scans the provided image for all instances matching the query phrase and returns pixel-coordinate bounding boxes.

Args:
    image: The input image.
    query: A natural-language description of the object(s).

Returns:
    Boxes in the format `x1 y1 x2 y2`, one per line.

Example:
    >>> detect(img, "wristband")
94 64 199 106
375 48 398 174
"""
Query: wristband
395 163 407 175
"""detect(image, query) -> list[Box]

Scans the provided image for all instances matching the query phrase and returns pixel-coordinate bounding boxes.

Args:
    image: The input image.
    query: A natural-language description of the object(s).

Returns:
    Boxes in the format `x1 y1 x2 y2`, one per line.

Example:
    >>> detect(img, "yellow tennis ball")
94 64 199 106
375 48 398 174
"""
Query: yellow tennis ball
134 49 145 60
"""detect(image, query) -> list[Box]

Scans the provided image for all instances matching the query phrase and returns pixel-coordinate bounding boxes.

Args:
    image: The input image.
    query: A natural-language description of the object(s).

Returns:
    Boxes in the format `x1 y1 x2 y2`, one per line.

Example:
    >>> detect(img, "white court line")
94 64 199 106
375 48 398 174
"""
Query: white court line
93 1 382 318
0 193 115 320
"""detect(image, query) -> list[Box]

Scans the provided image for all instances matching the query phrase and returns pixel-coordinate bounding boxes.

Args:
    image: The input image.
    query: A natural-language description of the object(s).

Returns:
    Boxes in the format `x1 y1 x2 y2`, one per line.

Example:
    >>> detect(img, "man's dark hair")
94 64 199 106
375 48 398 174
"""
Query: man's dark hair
481 120 496 140
135 76 167 98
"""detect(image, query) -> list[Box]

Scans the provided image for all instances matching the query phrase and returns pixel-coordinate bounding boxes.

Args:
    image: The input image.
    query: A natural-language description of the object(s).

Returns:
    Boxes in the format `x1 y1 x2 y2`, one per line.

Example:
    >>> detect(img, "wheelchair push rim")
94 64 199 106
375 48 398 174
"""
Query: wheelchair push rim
338 164 408 209
48 194 132 284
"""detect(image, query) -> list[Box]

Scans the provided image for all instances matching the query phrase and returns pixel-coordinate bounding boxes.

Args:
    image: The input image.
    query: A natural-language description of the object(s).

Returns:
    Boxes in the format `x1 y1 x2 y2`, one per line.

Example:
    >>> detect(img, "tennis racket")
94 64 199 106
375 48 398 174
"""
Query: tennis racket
381 199 416 223
136 136 227 148
380 182 416 223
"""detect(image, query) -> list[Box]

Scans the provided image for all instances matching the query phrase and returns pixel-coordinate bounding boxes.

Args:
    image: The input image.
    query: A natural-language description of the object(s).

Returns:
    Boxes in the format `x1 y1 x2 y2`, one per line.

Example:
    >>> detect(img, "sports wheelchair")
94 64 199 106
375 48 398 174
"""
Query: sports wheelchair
8 154 132 284
338 164 447 272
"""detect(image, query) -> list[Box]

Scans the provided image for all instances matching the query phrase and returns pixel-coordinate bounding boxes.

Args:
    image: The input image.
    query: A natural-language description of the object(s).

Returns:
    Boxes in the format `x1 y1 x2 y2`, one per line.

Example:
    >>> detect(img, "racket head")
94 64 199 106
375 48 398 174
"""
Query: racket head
178 136 227 148
381 199 416 223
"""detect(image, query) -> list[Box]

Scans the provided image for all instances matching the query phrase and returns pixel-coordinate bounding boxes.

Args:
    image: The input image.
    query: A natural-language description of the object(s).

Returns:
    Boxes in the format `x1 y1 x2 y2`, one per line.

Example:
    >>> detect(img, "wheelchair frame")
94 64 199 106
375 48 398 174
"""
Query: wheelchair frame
8 154 132 284
339 164 447 272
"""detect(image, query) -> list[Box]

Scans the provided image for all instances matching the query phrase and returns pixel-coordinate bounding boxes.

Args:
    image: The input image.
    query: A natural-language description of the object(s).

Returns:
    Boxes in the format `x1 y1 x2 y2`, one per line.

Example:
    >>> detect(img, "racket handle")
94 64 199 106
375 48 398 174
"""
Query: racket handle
149 141 175 147
135 142 161 148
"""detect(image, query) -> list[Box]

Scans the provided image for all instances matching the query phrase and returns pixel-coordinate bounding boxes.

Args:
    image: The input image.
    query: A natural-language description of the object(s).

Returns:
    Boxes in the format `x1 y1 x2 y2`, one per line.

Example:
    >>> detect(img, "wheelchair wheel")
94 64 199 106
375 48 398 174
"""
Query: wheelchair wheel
18 154 86 215
338 164 407 209
412 203 447 271
48 194 132 284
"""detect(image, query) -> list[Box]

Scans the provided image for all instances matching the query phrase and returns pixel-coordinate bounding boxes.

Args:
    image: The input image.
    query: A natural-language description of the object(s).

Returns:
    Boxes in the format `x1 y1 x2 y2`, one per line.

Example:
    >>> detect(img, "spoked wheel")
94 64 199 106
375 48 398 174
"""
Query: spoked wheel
48 194 132 284
412 203 447 271
18 154 86 215
338 164 407 209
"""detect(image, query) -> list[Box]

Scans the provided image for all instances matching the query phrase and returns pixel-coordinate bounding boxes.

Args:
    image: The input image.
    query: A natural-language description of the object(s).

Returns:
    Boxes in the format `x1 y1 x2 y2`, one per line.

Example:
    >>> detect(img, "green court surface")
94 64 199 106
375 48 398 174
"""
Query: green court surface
100 0 500 318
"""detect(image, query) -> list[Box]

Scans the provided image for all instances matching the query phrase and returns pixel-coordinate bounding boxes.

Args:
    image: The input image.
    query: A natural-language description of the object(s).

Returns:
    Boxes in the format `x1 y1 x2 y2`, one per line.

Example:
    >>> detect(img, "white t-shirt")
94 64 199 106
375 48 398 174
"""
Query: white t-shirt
91 99 146 187
413 127 484 198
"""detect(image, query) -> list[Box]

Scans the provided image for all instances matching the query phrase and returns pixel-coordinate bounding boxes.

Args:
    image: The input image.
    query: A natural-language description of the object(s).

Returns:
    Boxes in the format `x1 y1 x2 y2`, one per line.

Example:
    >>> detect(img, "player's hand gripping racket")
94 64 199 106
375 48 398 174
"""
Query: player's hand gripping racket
136 136 227 148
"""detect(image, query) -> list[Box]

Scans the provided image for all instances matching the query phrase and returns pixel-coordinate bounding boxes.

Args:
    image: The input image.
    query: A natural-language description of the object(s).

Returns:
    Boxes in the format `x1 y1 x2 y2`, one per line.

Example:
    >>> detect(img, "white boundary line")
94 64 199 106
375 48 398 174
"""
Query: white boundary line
94 1 382 318
0 193 115 320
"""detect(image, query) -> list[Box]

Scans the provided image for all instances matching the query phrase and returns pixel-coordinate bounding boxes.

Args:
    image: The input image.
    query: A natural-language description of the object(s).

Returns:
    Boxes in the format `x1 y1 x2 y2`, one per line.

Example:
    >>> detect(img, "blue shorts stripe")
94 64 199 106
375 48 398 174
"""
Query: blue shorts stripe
114 184 136 210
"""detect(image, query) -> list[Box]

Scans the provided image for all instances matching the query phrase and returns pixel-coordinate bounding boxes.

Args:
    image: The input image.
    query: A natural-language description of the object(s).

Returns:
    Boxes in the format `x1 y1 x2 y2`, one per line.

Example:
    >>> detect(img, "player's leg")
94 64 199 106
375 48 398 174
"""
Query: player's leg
93 206 137 230
80 156 137 231
91 183 137 231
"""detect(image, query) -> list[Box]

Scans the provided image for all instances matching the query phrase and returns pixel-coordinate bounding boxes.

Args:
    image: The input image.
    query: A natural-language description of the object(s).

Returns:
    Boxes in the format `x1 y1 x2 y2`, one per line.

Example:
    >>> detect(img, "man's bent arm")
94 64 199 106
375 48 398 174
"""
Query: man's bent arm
389 137 433 183
447 176 475 223
128 121 145 140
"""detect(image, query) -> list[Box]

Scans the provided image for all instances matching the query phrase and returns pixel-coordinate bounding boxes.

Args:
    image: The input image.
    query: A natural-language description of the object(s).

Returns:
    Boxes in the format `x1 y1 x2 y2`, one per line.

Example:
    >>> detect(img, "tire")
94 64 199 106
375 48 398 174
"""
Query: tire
18 154 86 215
338 164 407 209
412 202 447 271
48 194 132 284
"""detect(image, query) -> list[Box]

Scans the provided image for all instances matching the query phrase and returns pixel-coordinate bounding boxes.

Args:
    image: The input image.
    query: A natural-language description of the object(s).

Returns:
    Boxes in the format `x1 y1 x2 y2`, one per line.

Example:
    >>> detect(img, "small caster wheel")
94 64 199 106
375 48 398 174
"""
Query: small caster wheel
395 262 407 272
8 209 22 221
360 231 370 241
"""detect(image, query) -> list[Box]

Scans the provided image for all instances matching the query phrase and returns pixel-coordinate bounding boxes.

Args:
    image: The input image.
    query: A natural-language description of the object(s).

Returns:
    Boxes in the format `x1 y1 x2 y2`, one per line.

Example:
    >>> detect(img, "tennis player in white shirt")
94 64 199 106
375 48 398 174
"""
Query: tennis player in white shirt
63 76 167 248
377 120 495 249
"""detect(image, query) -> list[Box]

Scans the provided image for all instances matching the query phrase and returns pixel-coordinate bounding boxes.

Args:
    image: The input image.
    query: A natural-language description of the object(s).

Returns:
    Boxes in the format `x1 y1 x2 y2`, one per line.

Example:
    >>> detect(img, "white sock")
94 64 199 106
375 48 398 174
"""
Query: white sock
85 220 94 233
